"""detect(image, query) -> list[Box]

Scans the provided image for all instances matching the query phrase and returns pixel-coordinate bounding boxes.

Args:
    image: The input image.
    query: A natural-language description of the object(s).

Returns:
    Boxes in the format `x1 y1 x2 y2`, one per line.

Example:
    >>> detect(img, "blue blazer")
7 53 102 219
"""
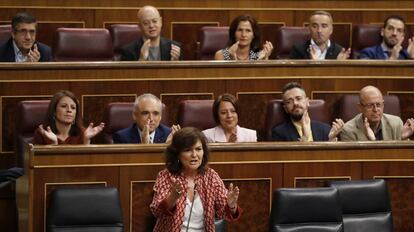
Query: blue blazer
360 45 409 59
0 38 52 62
112 123 172 144
271 119 331 141
120 36 182 61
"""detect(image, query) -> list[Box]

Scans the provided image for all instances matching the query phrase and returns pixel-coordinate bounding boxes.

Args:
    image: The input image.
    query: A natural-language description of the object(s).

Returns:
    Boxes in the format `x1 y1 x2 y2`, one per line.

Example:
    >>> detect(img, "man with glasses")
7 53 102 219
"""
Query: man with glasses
360 15 414 59
271 82 344 142
0 12 51 62
120 5 181 61
340 85 414 141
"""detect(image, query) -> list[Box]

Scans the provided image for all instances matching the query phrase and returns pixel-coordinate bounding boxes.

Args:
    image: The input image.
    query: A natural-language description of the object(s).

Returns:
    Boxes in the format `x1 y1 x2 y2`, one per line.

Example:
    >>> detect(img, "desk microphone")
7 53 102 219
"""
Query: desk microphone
185 184 197 232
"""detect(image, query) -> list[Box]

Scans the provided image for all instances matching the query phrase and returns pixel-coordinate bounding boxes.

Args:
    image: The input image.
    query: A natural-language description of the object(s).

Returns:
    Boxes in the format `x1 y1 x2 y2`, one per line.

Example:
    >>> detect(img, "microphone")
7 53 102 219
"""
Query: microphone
185 184 197 232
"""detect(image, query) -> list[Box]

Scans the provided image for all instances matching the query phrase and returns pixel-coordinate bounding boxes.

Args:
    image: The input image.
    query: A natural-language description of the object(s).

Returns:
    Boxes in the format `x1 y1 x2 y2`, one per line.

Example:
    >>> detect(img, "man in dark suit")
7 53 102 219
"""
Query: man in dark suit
360 15 414 60
120 5 181 61
289 10 350 60
113 94 174 144
272 82 344 142
0 12 52 62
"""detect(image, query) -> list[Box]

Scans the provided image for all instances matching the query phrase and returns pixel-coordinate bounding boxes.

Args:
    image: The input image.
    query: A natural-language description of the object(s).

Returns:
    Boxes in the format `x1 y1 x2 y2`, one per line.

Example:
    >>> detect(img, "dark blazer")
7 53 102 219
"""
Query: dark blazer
360 44 410 59
0 38 52 62
289 39 343 59
112 123 172 144
120 36 182 61
271 119 331 141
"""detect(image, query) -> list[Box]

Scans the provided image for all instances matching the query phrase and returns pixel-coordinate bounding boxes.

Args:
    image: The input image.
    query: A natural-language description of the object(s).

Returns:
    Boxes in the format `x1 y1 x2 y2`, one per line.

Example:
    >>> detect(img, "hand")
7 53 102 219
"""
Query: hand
38 124 58 145
308 44 318 60
228 41 239 60
258 41 273 60
166 124 181 143
169 177 183 200
328 118 344 141
139 39 151 60
299 111 311 142
407 37 414 59
228 131 237 143
83 122 105 144
170 44 181 61
363 117 376 140
336 48 351 60
141 119 151 144
27 44 41 62
401 118 414 140
389 39 403 60
227 183 239 214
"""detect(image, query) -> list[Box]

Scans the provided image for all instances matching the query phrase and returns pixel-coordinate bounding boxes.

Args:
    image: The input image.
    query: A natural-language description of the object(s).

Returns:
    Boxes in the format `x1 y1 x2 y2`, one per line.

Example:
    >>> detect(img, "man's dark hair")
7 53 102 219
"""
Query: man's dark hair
383 15 405 29
12 12 37 31
282 82 305 95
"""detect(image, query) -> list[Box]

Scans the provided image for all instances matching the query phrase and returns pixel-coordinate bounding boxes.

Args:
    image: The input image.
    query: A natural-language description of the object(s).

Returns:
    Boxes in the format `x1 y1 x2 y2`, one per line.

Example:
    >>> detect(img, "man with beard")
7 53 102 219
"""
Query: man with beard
271 82 344 142
120 5 181 61
340 86 414 141
289 10 350 60
360 15 414 59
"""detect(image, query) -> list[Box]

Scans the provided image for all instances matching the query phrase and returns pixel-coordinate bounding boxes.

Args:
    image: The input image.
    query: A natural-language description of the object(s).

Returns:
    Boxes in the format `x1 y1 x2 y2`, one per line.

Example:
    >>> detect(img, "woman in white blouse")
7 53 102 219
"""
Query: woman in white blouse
202 93 257 142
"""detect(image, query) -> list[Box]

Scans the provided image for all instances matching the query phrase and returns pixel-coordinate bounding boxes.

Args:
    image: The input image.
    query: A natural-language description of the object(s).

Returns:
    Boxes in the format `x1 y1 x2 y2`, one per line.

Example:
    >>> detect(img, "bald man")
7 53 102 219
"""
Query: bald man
120 5 182 61
340 85 414 141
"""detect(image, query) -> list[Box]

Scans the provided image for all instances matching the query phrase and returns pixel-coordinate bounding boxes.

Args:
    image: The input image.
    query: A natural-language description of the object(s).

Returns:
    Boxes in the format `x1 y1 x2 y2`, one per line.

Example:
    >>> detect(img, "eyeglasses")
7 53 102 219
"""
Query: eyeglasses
14 29 36 36
283 96 305 106
140 18 161 27
360 102 384 110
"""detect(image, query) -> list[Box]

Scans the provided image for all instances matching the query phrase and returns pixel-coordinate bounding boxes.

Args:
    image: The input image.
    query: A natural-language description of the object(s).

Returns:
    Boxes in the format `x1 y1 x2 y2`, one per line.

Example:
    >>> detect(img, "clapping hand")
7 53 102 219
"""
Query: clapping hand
337 48 351 60
328 118 345 141
363 117 376 140
38 124 58 145
299 111 311 142
401 118 414 140
258 41 273 60
27 43 41 62
170 44 181 60
83 122 105 144
227 183 239 214
166 124 181 143
139 39 151 60
389 39 403 60
228 41 239 60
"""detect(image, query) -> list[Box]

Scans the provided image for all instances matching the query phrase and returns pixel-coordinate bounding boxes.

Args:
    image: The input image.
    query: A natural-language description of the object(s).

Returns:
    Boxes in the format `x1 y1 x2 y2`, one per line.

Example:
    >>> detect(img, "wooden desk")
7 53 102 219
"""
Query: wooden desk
2 60 414 165
17 142 414 232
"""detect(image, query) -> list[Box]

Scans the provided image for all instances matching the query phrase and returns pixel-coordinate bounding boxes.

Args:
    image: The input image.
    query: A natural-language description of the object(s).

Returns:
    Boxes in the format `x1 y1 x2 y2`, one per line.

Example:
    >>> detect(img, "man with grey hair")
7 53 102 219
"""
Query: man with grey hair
120 5 181 61
113 94 179 144
340 85 414 141
289 10 350 60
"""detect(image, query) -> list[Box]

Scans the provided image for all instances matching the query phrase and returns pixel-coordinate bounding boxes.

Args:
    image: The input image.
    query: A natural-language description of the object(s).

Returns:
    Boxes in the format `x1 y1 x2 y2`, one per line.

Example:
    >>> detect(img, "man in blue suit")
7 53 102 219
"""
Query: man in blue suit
360 15 414 60
113 94 173 144
0 12 52 62
272 82 343 142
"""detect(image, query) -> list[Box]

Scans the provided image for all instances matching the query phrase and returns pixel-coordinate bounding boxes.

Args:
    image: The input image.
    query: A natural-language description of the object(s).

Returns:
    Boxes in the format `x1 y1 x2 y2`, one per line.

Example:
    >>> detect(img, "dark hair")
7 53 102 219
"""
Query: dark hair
383 15 406 29
309 10 333 23
45 90 83 136
227 14 262 52
282 82 304 95
212 93 240 124
165 127 209 174
12 12 37 31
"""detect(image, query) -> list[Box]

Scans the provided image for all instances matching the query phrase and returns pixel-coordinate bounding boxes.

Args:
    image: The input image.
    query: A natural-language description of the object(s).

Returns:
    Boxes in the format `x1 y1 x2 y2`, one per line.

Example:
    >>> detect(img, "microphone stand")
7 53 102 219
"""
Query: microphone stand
185 184 197 232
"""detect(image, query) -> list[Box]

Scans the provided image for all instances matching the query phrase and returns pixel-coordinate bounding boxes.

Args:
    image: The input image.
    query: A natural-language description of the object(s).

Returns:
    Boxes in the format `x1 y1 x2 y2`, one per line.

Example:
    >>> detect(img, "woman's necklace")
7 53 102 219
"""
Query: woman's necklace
236 51 249 60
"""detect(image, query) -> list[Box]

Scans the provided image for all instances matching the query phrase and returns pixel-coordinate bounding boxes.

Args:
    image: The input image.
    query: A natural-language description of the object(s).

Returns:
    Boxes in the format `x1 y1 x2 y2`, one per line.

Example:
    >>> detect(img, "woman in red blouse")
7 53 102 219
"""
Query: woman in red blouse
33 90 104 145
150 127 242 232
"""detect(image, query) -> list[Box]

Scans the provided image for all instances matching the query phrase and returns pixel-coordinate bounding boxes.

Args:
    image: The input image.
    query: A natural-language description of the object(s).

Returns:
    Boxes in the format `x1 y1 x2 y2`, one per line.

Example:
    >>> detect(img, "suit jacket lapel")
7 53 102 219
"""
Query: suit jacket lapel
159 37 170 60
286 119 301 141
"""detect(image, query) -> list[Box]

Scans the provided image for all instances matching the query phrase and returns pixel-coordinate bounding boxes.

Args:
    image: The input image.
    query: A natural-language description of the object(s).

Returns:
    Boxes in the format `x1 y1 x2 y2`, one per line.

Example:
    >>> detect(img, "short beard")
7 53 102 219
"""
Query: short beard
383 38 396 49
290 113 303 122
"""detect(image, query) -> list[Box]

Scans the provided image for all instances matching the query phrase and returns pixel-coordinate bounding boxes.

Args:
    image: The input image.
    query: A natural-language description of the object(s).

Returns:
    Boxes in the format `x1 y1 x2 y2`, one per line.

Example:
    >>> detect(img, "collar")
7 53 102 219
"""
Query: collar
310 39 331 60
12 40 28 62
381 42 391 58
